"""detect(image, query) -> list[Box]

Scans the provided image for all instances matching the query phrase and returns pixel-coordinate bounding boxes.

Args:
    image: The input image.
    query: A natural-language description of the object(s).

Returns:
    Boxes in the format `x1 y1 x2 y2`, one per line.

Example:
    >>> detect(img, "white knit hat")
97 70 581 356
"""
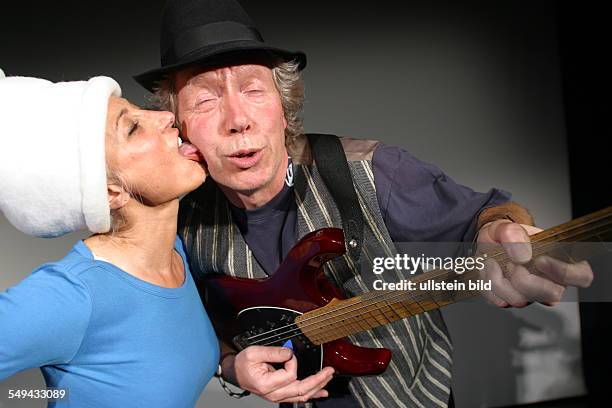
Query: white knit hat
0 70 121 237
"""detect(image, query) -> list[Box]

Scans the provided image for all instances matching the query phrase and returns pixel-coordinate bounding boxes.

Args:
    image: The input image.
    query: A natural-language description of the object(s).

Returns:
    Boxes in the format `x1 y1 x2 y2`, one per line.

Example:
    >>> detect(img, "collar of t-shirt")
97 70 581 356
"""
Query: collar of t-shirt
228 160 298 275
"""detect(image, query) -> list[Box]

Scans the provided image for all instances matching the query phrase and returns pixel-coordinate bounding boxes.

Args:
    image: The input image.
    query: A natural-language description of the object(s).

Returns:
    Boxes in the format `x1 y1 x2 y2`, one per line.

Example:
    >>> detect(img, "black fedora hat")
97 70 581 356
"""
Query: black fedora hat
134 0 306 92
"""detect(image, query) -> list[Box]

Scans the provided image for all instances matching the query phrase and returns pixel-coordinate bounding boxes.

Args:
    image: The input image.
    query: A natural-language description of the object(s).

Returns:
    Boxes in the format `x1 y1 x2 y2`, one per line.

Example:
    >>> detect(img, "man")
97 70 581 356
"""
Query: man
134 0 593 407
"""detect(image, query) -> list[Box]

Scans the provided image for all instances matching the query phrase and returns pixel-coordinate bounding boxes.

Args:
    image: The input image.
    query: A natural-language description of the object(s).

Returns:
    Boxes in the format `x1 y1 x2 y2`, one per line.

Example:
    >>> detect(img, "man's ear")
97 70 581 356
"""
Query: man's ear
107 183 130 210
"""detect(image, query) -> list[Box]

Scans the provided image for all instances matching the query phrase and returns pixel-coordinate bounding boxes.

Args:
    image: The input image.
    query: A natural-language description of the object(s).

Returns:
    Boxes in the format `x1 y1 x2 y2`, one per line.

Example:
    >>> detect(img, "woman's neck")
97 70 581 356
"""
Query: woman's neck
84 199 183 288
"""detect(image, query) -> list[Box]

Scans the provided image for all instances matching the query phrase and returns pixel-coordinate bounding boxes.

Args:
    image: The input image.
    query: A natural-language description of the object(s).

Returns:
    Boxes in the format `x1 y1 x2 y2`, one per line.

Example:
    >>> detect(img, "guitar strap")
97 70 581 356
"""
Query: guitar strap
307 133 365 285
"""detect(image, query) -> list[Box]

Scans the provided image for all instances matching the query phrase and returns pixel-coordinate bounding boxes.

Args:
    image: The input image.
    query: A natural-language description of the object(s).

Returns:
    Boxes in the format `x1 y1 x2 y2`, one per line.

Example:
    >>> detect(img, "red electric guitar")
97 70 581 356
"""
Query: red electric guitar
203 206 612 379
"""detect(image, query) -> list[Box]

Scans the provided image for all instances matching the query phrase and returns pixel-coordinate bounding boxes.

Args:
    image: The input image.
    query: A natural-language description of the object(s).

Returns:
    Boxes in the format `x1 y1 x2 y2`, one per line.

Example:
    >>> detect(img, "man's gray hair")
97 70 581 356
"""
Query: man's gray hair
148 59 305 144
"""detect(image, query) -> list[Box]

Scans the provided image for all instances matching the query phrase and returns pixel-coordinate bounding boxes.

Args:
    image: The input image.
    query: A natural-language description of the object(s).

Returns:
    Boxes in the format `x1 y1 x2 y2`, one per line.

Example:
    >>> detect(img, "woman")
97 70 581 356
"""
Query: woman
0 71 217 407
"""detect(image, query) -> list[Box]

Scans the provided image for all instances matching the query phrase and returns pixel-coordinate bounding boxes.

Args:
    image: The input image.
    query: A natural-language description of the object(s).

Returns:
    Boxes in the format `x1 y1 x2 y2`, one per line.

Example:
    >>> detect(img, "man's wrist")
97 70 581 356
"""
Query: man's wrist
216 353 251 398
476 201 534 232
219 353 238 385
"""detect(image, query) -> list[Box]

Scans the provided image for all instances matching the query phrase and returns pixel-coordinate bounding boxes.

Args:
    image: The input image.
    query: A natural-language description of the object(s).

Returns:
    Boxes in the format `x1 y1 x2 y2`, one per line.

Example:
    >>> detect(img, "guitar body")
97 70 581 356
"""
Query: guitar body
203 228 391 379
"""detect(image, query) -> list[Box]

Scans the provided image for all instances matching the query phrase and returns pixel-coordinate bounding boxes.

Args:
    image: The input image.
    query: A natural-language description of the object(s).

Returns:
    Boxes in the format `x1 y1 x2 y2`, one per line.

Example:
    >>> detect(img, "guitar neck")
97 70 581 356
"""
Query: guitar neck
295 206 612 345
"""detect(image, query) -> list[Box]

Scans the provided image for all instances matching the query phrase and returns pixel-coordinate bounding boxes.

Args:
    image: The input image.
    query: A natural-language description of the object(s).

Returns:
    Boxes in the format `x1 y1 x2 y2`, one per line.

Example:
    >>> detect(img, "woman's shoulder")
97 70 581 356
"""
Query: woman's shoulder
31 240 102 282
17 240 108 304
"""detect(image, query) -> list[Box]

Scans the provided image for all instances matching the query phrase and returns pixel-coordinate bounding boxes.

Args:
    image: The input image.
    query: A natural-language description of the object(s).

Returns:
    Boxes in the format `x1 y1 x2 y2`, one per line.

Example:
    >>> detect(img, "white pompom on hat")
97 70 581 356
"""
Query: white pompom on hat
0 70 121 237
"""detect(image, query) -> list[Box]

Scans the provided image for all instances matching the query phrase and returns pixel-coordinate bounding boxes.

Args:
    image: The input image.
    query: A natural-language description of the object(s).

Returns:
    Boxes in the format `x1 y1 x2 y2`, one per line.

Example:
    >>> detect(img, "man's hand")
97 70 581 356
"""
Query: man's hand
477 219 594 307
223 346 334 403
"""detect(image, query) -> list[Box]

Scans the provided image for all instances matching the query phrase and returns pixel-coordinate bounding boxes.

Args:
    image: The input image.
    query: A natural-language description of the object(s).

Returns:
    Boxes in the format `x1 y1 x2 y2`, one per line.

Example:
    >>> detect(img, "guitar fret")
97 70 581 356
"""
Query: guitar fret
294 206 612 345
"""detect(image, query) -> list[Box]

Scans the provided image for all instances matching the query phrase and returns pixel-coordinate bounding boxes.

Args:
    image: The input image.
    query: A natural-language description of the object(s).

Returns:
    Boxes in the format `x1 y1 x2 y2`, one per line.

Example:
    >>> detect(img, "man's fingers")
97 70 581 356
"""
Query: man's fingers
276 380 331 403
479 220 532 263
522 225 543 236
257 355 299 393
477 221 593 308
495 223 532 264
283 352 298 373
478 262 509 307
310 389 330 399
481 289 510 308
508 263 565 304
535 256 594 288
234 346 297 395
277 387 330 404
265 366 334 403
274 369 334 403
243 345 293 364
483 259 529 307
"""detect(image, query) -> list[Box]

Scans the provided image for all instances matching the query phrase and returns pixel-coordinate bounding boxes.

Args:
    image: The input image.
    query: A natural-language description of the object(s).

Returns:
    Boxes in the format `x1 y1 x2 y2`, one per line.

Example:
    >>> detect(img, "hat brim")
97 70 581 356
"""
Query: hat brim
134 40 306 92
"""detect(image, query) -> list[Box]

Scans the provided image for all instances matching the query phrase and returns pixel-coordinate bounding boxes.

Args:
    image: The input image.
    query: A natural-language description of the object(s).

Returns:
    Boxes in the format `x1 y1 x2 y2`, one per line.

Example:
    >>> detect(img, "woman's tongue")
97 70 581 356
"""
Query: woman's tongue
179 142 203 162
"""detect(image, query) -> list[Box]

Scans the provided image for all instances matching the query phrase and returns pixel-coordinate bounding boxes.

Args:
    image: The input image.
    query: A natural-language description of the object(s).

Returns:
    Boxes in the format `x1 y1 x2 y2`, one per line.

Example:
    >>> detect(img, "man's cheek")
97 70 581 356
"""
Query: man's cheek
182 120 207 147
187 134 208 152
206 152 226 174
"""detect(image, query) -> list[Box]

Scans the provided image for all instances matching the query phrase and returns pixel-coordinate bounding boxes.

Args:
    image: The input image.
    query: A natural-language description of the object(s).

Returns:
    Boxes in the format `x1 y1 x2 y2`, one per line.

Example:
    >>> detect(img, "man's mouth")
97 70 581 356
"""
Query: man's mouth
226 148 263 169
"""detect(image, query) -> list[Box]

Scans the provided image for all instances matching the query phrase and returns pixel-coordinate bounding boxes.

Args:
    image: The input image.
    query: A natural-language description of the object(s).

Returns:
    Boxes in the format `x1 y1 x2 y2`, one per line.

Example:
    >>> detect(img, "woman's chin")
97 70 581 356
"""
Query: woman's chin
181 164 208 193
160 160 207 200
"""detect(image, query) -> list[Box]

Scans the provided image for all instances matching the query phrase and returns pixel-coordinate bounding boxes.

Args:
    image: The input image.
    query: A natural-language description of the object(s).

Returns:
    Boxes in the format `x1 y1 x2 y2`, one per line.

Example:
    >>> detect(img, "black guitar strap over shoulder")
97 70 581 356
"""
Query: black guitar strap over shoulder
307 133 364 284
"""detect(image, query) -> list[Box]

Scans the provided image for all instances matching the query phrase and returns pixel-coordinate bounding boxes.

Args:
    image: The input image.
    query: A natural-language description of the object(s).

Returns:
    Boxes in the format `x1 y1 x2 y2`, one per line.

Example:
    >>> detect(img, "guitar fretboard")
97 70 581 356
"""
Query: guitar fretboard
295 206 612 345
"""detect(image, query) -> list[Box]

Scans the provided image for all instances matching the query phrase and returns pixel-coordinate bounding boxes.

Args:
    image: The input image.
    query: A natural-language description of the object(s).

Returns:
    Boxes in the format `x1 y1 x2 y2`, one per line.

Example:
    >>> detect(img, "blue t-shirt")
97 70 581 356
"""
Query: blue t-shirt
0 237 219 407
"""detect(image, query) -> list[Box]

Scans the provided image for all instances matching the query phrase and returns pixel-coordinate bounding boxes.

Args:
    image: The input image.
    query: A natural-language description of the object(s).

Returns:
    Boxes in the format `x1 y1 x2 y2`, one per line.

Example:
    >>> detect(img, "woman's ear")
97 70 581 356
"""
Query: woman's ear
107 183 130 210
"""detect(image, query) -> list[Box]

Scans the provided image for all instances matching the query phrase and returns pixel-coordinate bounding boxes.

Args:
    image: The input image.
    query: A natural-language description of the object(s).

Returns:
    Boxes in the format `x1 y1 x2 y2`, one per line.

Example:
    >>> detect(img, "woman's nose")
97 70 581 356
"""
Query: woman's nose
155 110 175 130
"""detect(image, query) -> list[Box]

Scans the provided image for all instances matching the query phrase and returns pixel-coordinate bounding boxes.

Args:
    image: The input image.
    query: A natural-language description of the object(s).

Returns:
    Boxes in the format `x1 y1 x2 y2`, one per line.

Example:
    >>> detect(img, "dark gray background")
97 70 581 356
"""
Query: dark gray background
0 1 586 407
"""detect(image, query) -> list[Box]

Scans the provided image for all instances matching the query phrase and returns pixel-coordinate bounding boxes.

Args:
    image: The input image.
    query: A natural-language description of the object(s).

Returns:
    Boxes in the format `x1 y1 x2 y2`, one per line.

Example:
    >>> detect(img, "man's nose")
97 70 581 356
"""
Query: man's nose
223 92 250 135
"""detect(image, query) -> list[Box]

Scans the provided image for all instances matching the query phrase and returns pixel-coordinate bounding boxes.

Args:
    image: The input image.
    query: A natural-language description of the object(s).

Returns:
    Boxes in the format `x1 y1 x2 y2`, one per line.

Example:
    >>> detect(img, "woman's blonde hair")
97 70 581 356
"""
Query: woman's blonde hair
148 59 305 144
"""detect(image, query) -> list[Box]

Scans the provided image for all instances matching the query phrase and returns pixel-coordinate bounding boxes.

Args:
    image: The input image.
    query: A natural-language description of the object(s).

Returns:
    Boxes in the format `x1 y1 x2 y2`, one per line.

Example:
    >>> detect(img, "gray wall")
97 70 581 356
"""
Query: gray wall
0 1 582 407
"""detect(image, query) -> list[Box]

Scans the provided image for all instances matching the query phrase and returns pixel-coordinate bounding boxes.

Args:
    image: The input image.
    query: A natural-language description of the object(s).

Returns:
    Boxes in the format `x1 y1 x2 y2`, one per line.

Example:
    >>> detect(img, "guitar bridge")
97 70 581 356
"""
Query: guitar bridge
232 334 250 351
233 308 301 350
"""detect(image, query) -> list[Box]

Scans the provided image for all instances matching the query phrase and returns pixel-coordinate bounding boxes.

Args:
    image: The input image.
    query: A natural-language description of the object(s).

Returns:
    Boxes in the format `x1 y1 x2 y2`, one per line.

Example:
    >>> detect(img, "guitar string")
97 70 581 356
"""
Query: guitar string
242 210 612 343
246 221 611 346
254 223 610 346
242 214 612 346
243 218 611 345
254 247 568 347
249 252 601 346
250 227 612 346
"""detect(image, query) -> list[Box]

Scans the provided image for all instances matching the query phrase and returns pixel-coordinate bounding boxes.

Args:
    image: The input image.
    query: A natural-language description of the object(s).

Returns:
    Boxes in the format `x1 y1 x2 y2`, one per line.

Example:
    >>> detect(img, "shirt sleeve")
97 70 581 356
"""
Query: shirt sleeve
372 143 511 243
0 263 92 380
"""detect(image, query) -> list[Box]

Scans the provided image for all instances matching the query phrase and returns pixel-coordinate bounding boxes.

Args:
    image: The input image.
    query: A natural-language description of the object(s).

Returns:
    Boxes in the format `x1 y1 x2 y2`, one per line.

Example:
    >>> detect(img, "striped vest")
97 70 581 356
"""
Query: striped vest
179 135 453 408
